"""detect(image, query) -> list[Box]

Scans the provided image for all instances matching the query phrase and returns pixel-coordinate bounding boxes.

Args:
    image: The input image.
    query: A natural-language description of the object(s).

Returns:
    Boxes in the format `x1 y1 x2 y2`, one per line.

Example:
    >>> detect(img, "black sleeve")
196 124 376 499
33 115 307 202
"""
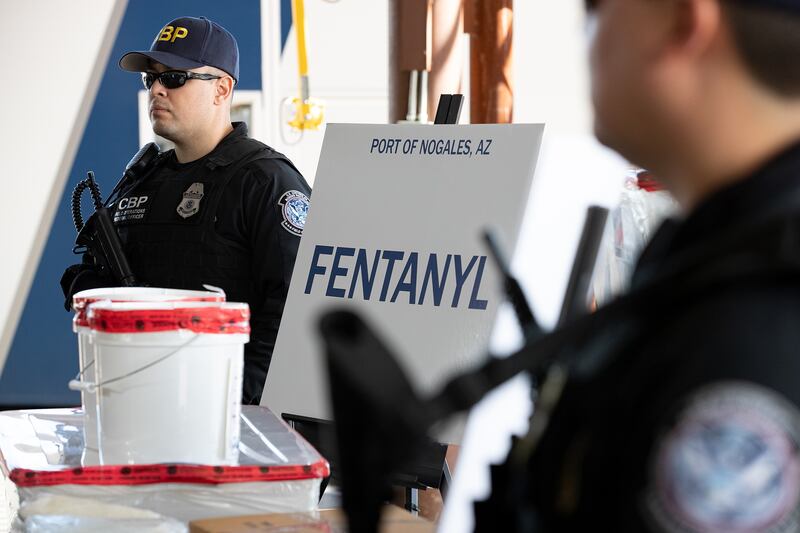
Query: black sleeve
59 253 116 311
640 284 800 420
241 157 311 300
228 157 311 404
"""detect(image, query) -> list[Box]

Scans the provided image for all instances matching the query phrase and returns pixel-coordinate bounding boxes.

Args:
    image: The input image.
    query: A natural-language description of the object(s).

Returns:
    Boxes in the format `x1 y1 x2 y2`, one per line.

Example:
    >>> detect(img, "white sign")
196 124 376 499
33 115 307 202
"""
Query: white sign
262 123 544 443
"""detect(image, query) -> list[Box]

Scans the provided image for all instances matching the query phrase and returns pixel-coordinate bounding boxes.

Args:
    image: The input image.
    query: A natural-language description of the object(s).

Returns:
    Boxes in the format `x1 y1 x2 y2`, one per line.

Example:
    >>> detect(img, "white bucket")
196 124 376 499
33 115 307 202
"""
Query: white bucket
70 288 226 463
86 300 249 465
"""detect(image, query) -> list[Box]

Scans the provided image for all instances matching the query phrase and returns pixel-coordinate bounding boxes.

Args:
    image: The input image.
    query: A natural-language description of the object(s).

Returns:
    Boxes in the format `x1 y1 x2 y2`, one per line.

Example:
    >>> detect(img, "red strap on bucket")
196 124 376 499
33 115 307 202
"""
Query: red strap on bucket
89 306 250 334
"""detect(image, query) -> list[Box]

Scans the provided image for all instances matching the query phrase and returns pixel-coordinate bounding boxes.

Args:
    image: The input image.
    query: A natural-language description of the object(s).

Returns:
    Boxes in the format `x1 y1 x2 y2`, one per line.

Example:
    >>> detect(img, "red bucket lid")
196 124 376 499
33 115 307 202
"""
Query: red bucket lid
72 287 225 328
88 301 250 335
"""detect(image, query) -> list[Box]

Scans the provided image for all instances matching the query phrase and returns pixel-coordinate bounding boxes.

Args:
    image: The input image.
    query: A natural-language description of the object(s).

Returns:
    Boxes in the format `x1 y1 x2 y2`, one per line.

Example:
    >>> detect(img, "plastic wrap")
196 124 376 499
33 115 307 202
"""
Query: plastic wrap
10 494 186 532
16 479 320 523
591 170 678 306
17 515 186 533
0 407 328 483
1 475 19 532
0 406 328 531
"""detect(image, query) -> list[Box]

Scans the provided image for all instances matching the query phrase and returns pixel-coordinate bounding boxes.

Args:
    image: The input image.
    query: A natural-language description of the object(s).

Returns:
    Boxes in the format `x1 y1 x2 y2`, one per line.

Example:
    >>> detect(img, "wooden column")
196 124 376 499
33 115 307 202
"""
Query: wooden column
465 0 513 123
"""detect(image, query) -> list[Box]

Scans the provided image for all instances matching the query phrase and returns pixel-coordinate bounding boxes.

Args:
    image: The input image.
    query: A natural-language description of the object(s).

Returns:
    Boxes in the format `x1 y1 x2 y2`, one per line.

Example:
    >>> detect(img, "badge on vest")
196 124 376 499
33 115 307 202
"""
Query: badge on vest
278 190 310 236
177 182 205 219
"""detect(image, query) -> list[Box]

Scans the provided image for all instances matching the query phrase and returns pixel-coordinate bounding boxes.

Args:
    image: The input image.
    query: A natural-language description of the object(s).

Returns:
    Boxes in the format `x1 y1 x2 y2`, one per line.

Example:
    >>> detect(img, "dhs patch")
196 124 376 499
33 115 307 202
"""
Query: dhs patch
278 190 309 236
645 382 800 533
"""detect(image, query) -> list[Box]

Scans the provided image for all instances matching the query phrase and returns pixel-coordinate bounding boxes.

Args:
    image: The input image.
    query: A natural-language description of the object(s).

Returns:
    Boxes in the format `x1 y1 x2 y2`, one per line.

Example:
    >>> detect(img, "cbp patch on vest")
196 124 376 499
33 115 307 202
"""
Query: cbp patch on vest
645 382 800 533
278 190 309 236
177 182 204 219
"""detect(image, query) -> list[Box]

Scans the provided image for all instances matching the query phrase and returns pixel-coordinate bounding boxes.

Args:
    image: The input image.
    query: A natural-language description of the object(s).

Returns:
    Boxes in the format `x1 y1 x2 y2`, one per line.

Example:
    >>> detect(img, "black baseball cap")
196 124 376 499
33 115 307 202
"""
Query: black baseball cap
119 16 239 83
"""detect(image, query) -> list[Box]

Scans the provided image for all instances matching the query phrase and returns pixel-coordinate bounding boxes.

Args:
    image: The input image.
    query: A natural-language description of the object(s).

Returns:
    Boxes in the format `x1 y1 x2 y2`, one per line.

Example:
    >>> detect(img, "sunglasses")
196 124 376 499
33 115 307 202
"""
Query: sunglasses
142 70 222 90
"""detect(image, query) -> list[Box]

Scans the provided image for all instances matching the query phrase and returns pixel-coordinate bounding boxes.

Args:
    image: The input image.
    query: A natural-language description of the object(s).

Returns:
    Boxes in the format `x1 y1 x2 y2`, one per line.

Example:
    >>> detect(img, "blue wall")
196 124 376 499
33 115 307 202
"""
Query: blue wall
0 1 282 406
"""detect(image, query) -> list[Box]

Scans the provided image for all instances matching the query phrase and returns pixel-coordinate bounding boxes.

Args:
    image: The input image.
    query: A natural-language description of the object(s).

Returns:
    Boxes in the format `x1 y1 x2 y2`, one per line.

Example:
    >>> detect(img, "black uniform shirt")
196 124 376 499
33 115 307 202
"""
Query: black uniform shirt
112 123 311 404
527 141 800 532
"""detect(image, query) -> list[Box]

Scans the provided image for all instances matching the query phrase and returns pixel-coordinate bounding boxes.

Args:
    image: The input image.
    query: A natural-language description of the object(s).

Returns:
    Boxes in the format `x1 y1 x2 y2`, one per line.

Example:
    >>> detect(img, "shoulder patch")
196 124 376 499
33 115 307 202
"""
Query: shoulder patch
278 190 309 236
646 382 800 533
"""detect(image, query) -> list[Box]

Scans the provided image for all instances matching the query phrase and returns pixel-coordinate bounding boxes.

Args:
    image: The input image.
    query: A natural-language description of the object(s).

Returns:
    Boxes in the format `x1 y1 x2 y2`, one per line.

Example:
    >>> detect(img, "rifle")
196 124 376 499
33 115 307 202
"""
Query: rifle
70 171 137 288
63 143 160 307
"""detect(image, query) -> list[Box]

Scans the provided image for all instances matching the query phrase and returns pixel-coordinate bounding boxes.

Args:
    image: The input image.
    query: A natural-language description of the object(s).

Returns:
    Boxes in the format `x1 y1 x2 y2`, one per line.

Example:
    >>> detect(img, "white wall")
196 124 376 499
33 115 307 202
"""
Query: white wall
0 1 127 374
262 0 390 184
514 0 593 137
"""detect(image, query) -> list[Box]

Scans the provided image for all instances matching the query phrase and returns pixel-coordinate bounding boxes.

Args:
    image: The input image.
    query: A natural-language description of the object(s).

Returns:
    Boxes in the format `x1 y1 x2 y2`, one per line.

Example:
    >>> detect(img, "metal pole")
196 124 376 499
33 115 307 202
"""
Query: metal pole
405 486 420 515
389 0 431 123
407 70 420 122
419 70 429 123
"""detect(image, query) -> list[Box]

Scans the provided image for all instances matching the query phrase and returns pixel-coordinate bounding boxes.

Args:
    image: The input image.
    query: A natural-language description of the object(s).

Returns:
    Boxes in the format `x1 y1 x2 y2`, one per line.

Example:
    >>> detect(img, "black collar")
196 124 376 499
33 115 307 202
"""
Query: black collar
164 122 249 170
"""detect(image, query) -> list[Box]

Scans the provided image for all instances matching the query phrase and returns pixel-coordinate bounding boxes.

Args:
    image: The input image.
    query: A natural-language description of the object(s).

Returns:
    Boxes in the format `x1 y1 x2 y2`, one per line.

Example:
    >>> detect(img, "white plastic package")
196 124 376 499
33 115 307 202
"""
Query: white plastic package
591 169 678 306
19 515 186 533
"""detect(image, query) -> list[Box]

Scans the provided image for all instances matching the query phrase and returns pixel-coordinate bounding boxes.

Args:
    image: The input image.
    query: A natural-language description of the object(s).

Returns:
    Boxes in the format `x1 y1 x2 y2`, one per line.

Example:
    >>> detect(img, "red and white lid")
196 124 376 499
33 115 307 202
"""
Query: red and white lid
87 301 250 335
72 287 225 328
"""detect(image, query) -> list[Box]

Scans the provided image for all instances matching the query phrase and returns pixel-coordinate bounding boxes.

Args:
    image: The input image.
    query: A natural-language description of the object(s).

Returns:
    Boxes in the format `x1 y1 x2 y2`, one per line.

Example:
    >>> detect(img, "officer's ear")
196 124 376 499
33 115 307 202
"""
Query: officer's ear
215 75 235 105
661 0 722 61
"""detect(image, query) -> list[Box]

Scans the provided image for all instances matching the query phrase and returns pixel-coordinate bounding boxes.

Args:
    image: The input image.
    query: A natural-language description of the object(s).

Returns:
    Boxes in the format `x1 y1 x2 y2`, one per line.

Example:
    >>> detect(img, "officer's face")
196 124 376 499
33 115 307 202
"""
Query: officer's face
145 62 221 145
587 0 677 168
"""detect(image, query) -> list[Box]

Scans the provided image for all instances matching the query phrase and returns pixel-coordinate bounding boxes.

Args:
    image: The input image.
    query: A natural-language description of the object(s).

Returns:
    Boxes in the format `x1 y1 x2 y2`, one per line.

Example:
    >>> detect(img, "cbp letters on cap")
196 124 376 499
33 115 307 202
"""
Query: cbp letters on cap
158 26 189 43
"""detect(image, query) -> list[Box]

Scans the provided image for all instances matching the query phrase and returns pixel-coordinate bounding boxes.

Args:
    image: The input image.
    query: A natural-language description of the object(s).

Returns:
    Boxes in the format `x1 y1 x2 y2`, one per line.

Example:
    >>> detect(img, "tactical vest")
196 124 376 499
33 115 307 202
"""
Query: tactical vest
111 136 297 309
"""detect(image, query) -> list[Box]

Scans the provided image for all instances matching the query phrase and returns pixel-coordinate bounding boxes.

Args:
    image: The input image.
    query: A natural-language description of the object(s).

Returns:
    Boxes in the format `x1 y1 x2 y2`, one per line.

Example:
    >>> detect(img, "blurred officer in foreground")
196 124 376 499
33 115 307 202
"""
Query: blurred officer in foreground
62 16 311 404
522 0 800 530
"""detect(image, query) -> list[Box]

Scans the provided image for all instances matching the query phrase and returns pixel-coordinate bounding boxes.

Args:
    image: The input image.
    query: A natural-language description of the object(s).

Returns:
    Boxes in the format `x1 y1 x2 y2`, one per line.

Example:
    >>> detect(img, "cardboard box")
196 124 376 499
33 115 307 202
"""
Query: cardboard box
189 506 435 533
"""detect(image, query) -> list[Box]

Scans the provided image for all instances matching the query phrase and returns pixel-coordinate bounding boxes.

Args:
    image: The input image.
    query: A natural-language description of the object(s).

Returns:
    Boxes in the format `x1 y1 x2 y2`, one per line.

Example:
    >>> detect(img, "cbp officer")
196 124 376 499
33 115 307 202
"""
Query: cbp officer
512 0 800 530
63 17 311 405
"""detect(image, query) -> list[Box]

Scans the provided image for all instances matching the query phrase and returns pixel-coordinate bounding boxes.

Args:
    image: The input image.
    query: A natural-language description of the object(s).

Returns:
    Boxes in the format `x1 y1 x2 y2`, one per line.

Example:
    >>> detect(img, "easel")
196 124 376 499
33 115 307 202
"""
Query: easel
281 413 450 514
398 93 465 513
433 94 465 126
